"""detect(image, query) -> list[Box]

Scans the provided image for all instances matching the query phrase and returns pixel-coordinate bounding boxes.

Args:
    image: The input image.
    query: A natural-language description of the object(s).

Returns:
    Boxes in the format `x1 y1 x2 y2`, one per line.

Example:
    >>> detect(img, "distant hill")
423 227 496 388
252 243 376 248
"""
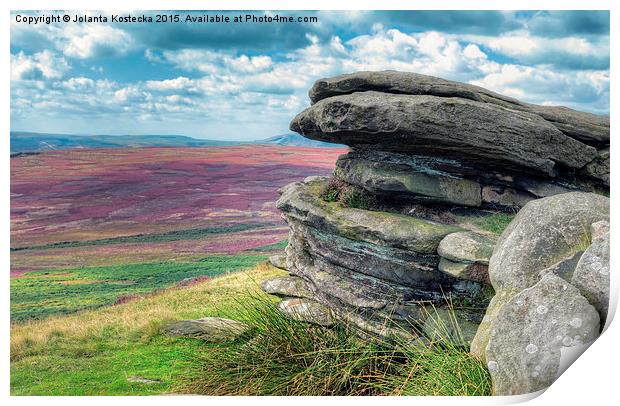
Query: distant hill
253 134 342 148
10 132 342 155
10 132 238 154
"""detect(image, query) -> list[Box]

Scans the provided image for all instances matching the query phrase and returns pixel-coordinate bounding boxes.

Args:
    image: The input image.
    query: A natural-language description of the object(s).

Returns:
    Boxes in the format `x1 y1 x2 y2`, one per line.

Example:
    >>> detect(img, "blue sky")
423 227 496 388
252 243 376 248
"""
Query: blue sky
10 10 610 141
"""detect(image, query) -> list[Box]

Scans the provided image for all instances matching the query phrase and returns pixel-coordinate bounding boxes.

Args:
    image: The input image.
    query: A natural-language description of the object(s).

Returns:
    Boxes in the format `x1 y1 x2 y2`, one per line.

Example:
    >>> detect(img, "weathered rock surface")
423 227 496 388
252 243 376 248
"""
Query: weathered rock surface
471 192 609 361
438 231 495 265
489 192 609 292
291 92 597 177
571 231 610 326
335 152 482 206
277 298 334 326
590 220 610 240
580 148 610 187
335 149 581 209
308 70 609 145
268 254 288 270
278 177 462 255
164 317 249 342
268 71 610 360
486 274 600 395
261 276 313 299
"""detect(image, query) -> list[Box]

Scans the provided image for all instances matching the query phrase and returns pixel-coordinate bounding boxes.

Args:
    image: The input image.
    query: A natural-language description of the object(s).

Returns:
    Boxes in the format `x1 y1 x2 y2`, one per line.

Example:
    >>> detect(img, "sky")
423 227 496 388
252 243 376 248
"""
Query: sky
10 10 610 141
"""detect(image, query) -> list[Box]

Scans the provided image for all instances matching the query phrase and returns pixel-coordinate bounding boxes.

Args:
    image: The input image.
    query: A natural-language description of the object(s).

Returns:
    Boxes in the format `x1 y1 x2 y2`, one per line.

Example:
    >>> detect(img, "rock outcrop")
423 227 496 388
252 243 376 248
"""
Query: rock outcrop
470 193 609 395
295 71 609 210
308 71 610 146
262 71 610 354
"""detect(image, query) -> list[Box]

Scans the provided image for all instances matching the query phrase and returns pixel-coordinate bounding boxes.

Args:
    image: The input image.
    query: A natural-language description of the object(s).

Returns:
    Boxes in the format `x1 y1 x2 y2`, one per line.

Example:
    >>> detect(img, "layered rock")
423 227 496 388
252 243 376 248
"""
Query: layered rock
308 70 609 146
271 176 489 341
262 71 609 351
294 71 609 209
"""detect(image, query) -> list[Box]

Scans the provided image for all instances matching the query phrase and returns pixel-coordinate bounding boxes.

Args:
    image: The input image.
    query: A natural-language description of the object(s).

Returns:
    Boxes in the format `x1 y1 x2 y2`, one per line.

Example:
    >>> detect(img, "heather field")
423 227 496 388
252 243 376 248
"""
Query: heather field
11 145 345 321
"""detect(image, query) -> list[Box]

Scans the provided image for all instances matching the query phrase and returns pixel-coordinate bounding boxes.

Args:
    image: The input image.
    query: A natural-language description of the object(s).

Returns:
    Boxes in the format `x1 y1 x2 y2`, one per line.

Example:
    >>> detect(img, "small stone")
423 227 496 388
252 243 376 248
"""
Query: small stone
164 317 249 342
261 276 313 299
127 377 163 384
438 231 496 265
438 257 490 284
268 254 288 270
277 298 334 326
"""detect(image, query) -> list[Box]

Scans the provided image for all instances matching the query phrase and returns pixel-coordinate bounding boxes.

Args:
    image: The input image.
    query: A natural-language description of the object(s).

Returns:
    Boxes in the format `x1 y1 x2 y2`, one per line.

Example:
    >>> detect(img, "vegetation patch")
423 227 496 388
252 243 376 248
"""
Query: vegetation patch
178 295 491 396
11 263 491 396
11 254 267 322
12 223 273 252
319 177 375 209
457 212 516 235
10 264 283 395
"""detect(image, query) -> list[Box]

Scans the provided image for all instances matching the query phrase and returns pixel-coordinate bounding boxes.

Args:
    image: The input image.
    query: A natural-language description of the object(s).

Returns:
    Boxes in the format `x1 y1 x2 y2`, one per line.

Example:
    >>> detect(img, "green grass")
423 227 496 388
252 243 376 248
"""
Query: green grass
250 239 288 252
458 212 516 235
11 264 283 395
11 223 273 252
11 336 203 395
178 296 491 396
11 254 267 321
11 263 491 396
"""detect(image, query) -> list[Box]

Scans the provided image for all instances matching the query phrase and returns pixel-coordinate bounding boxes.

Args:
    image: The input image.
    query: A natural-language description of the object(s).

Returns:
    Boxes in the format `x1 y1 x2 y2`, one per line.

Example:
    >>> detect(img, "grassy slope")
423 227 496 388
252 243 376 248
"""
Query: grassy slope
11 255 268 321
11 262 491 396
11 263 284 395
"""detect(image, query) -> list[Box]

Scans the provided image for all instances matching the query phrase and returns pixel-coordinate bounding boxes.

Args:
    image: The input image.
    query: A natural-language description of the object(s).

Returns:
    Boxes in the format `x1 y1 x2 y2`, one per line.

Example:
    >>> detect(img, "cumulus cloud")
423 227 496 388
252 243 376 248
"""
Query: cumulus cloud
467 33 609 70
61 24 134 58
10 10 610 139
12 11 135 59
11 50 70 80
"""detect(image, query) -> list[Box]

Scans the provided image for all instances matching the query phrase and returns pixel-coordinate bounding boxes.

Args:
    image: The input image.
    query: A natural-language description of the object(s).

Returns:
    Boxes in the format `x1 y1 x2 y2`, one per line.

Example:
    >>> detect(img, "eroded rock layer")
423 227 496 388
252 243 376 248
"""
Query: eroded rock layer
262 71 610 355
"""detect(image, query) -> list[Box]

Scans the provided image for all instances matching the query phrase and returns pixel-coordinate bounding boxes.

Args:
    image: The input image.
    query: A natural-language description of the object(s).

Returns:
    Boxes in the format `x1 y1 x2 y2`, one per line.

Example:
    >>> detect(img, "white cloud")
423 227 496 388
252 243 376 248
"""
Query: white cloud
63 77 95 90
463 44 487 60
11 50 70 80
10 23 610 139
228 55 273 73
61 24 134 59
470 64 609 113
145 77 195 92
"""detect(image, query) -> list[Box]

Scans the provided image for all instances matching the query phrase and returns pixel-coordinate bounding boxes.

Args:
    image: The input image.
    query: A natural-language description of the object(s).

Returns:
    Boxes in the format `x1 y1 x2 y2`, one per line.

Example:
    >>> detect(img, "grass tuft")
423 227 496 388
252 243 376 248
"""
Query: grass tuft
319 177 375 210
176 296 491 396
457 211 516 235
